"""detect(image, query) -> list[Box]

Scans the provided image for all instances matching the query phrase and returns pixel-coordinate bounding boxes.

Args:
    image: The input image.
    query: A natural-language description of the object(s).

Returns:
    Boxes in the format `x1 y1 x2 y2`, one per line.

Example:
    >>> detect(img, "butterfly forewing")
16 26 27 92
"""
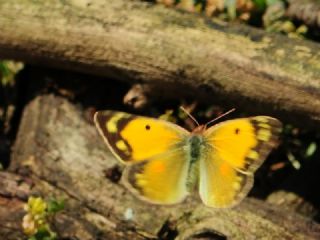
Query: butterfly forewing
95 110 191 204
94 111 189 163
204 116 282 173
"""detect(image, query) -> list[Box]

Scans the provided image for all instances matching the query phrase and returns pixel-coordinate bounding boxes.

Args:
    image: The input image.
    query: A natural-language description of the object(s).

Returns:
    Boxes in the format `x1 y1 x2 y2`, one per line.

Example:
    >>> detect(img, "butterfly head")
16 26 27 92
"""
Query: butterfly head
192 124 207 134
182 107 236 135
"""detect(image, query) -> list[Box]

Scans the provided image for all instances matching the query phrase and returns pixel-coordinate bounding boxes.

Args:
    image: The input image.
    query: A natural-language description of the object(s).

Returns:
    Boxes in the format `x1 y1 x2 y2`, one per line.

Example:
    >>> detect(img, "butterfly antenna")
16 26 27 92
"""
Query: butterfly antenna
180 106 200 126
205 108 236 127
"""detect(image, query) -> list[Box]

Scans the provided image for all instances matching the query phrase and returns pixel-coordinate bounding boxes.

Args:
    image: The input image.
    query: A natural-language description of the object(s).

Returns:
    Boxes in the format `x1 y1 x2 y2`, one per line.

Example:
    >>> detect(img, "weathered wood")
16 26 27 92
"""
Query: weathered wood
0 0 320 128
0 171 141 240
0 172 29 240
8 93 320 239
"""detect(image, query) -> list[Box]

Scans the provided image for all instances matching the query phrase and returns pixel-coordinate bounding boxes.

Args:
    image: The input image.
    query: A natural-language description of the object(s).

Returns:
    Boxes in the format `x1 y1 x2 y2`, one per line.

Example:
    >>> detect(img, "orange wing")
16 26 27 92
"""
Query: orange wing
123 149 190 204
199 117 282 208
94 111 189 163
204 116 282 173
199 150 253 208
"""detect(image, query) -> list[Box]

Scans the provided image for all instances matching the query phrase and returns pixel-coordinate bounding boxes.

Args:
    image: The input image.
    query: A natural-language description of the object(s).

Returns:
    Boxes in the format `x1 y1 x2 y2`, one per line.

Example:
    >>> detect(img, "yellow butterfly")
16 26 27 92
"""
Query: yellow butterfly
94 110 282 208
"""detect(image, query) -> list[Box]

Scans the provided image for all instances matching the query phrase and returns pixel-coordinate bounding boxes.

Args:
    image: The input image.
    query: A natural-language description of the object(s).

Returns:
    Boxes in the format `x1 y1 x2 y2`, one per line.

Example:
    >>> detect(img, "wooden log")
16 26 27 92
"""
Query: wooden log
9 93 320 239
0 1 320 128
0 172 29 240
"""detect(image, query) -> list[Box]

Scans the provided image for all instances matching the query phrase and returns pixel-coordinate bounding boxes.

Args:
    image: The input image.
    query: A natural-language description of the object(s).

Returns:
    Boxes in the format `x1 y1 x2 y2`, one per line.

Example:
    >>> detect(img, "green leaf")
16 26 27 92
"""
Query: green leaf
225 0 236 20
47 198 65 214
305 142 317 158
0 60 24 86
266 0 282 6
253 0 266 10
287 151 301 170
33 226 57 240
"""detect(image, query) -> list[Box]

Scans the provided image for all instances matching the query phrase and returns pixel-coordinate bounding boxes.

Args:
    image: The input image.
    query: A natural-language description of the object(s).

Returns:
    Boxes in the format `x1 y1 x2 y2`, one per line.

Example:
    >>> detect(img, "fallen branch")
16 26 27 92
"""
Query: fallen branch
7 93 320 239
0 1 320 128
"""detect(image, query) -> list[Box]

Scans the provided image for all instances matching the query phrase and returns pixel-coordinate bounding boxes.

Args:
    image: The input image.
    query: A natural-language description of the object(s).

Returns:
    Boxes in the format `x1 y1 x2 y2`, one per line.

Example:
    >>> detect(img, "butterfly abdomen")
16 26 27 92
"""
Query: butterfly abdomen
185 135 205 191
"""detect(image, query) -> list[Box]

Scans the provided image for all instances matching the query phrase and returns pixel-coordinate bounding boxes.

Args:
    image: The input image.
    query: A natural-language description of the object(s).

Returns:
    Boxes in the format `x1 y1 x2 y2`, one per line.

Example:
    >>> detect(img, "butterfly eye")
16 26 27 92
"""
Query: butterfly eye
235 128 240 134
145 124 151 130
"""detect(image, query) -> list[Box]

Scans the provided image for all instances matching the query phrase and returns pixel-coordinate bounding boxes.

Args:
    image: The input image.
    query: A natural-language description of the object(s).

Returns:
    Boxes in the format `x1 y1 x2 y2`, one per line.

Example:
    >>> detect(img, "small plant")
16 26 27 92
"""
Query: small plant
0 60 23 86
22 196 65 240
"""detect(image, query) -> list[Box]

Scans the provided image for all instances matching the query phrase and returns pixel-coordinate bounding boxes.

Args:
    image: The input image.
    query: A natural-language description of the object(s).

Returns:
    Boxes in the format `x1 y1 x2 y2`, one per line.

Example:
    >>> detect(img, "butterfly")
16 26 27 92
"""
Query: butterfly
94 110 282 208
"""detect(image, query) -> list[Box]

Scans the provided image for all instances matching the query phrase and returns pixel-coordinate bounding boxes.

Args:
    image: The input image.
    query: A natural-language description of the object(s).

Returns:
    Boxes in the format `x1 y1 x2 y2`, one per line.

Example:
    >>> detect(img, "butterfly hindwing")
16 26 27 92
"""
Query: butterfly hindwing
123 149 190 204
199 150 253 208
94 111 189 163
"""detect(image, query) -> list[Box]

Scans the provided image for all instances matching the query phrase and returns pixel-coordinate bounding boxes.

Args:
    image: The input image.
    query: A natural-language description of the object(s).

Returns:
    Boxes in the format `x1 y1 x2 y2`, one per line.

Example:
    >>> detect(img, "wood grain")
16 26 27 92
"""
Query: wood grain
6 93 320 239
0 0 320 127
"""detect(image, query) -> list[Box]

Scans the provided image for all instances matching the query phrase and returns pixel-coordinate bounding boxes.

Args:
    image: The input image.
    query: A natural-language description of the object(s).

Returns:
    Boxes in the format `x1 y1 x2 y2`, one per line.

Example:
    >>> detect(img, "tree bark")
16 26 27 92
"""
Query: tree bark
6 93 320 239
0 172 29 240
0 0 320 128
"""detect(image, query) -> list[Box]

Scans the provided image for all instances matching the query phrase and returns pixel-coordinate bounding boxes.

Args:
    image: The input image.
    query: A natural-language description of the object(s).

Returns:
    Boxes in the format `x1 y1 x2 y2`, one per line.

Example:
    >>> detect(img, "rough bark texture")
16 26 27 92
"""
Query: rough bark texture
0 0 320 128
1 1 320 238
4 93 320 239
0 172 29 239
